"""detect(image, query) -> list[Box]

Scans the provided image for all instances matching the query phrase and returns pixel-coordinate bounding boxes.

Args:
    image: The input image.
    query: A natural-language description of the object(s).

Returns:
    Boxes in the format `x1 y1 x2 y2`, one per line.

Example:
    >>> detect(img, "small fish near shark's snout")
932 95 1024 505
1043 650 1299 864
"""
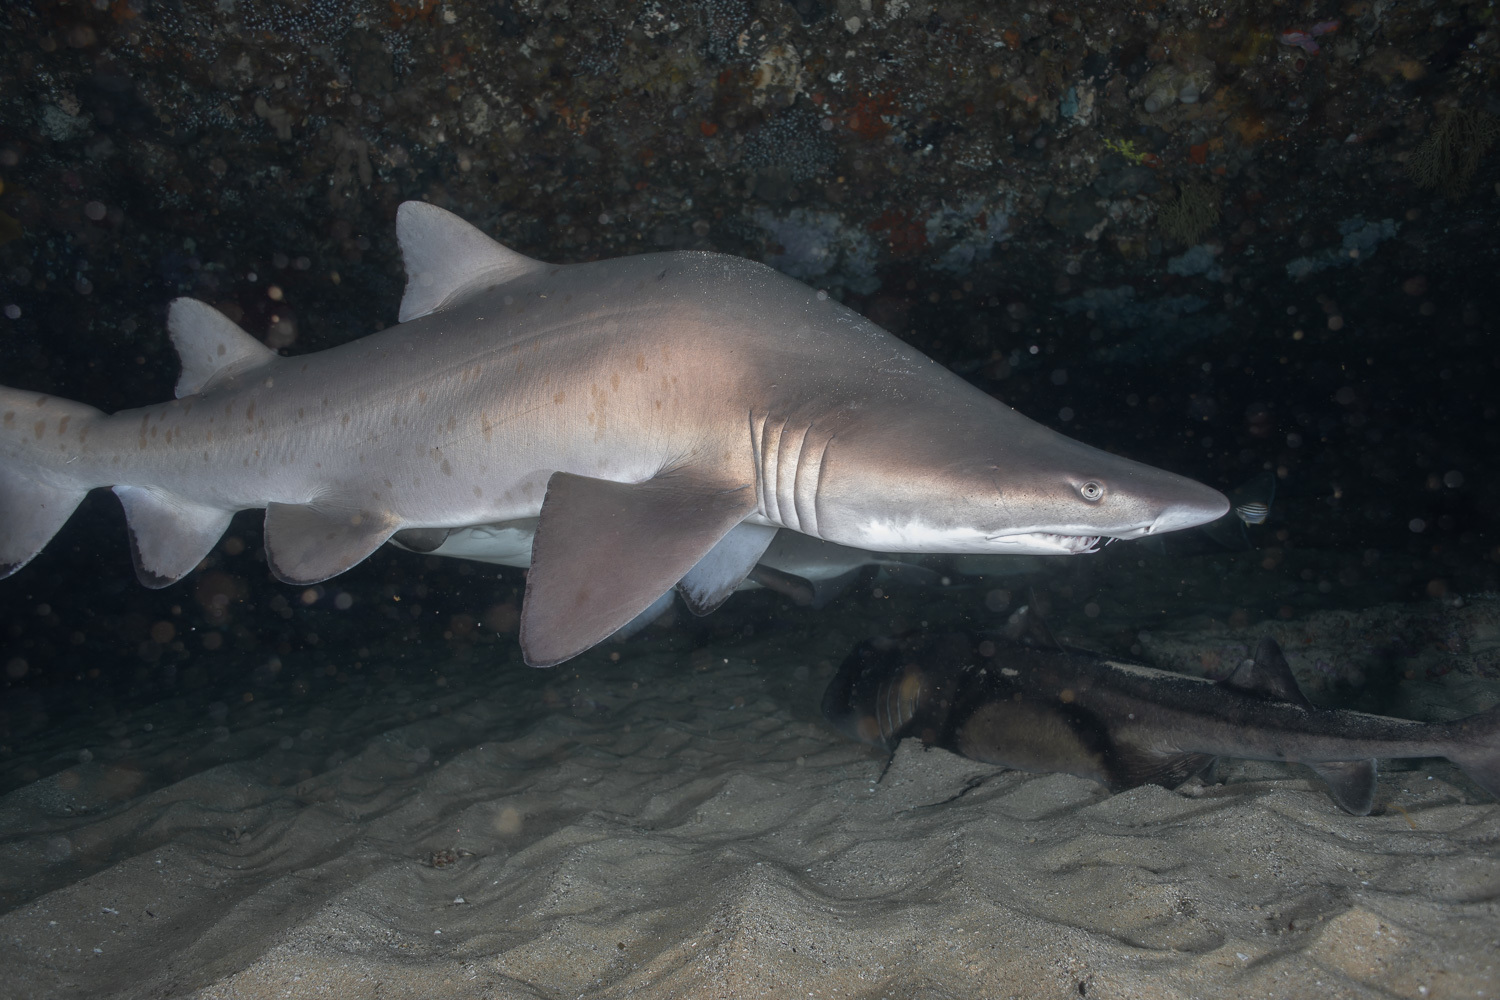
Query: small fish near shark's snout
823 629 1500 815
0 202 1227 666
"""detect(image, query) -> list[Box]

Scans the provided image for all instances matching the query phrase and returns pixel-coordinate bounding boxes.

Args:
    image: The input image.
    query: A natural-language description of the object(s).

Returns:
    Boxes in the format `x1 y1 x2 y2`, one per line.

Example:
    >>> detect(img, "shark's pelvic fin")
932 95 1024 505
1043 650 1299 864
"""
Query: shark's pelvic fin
114 485 234 588
520 469 756 667
1222 636 1311 708
1308 759 1377 815
263 501 400 585
677 521 778 615
396 202 548 323
168 298 277 398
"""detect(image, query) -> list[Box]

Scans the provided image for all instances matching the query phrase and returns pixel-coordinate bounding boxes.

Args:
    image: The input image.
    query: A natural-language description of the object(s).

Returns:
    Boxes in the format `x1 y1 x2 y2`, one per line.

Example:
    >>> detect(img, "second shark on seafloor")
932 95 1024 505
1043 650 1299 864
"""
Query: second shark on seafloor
823 616 1500 815
0 203 1229 666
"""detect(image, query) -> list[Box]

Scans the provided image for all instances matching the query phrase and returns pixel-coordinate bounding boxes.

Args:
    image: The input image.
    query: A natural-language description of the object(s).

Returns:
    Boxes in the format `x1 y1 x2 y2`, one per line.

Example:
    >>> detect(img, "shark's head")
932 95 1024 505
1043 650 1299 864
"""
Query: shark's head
808 392 1230 556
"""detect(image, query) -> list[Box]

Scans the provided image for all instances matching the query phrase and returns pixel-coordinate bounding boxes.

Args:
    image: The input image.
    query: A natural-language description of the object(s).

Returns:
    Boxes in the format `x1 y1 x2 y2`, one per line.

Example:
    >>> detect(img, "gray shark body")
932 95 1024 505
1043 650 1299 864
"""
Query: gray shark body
1 203 1227 666
824 629 1500 814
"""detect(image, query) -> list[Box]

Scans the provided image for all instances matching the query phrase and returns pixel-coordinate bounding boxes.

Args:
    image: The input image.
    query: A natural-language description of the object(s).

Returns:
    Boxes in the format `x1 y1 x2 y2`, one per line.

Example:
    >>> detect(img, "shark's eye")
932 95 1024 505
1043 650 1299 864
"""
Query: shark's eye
1079 481 1105 502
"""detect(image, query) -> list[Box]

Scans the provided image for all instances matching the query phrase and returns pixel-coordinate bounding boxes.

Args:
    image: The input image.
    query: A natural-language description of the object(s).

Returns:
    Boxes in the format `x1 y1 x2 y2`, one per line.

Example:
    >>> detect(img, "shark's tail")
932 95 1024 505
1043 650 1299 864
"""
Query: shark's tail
1447 703 1500 802
0 385 105 577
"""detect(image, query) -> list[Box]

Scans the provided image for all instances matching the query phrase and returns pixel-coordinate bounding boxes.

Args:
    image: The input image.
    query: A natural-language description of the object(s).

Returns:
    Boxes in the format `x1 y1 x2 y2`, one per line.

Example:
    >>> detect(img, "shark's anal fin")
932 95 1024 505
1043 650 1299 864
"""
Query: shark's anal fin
168 299 277 398
114 486 233 588
677 521 778 615
521 469 756 667
264 502 399 585
396 202 548 322
1308 759 1377 815
1222 636 1311 708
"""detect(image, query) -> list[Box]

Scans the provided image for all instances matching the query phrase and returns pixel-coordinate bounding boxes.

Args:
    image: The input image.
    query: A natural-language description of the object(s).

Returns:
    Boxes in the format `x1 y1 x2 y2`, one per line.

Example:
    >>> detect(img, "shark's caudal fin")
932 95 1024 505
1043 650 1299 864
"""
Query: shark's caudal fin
395 202 548 322
1447 703 1500 802
3 302 267 587
0 388 104 577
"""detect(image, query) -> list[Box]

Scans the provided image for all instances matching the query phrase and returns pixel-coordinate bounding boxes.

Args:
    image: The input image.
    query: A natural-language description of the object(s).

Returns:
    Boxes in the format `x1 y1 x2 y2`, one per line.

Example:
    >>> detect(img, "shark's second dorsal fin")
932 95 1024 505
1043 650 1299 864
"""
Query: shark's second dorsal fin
168 299 277 398
396 202 548 322
1222 636 1311 708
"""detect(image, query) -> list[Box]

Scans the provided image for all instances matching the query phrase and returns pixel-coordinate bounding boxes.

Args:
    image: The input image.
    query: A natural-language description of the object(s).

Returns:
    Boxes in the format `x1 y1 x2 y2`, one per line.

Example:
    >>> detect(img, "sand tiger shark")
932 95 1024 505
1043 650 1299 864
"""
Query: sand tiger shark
825 624 1500 815
0 202 1228 666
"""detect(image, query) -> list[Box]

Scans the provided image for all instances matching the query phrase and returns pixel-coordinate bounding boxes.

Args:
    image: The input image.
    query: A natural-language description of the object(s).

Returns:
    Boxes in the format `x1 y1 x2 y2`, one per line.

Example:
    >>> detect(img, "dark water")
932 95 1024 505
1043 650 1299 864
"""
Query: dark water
2 0 1498 877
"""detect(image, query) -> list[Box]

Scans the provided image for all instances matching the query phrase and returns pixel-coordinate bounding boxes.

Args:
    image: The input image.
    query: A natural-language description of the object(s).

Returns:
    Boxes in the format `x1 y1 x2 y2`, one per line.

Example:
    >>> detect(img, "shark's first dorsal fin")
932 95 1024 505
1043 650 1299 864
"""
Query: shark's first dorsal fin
168 299 277 398
396 202 548 323
1222 636 1311 708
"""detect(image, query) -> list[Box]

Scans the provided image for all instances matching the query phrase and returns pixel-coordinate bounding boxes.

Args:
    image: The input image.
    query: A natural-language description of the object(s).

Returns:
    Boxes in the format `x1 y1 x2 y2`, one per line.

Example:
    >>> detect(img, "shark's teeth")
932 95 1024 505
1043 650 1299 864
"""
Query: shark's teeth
988 532 1101 554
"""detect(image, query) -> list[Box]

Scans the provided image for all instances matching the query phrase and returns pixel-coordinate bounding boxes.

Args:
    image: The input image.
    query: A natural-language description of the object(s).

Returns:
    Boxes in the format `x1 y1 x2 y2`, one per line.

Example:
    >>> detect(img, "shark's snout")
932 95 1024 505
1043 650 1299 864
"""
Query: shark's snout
1147 494 1231 535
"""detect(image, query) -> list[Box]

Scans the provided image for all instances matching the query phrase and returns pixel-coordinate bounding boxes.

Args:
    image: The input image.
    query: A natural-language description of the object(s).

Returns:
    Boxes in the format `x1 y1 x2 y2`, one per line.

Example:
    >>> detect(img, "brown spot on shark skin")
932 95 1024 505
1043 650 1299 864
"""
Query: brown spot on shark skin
441 459 452 476
481 412 494 442
554 392 566 404
217 343 227 356
342 413 351 426
58 416 70 435
33 420 45 440
3 411 13 426
446 415 456 433
418 390 428 404
635 353 646 372
611 373 620 391
473 486 483 498
245 401 256 422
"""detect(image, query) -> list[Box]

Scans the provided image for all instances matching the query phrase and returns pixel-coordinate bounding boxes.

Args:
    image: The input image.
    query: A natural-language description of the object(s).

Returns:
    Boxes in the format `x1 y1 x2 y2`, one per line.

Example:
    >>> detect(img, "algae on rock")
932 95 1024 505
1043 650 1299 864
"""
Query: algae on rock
1157 182 1220 245
1407 107 1500 196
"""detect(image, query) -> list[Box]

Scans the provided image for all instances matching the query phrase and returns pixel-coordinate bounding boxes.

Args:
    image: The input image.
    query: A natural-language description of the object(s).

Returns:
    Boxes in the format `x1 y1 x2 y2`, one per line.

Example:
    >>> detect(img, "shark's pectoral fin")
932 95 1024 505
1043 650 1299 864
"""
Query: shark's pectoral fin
263 502 399 585
677 522 778 615
114 486 234 588
396 202 548 322
520 470 756 667
1222 636 1312 708
167 299 277 398
1308 759 1377 815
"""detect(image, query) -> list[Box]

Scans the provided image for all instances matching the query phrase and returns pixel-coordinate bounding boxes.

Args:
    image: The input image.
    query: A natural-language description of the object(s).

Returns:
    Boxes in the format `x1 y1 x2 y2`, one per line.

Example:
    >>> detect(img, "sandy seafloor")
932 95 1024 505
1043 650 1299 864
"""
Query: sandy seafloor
2 570 1498 1000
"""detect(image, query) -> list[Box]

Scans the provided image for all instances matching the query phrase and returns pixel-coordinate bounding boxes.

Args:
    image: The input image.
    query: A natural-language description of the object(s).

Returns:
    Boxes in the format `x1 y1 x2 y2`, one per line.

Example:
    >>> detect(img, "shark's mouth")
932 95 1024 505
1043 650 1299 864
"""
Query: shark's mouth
987 532 1102 555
